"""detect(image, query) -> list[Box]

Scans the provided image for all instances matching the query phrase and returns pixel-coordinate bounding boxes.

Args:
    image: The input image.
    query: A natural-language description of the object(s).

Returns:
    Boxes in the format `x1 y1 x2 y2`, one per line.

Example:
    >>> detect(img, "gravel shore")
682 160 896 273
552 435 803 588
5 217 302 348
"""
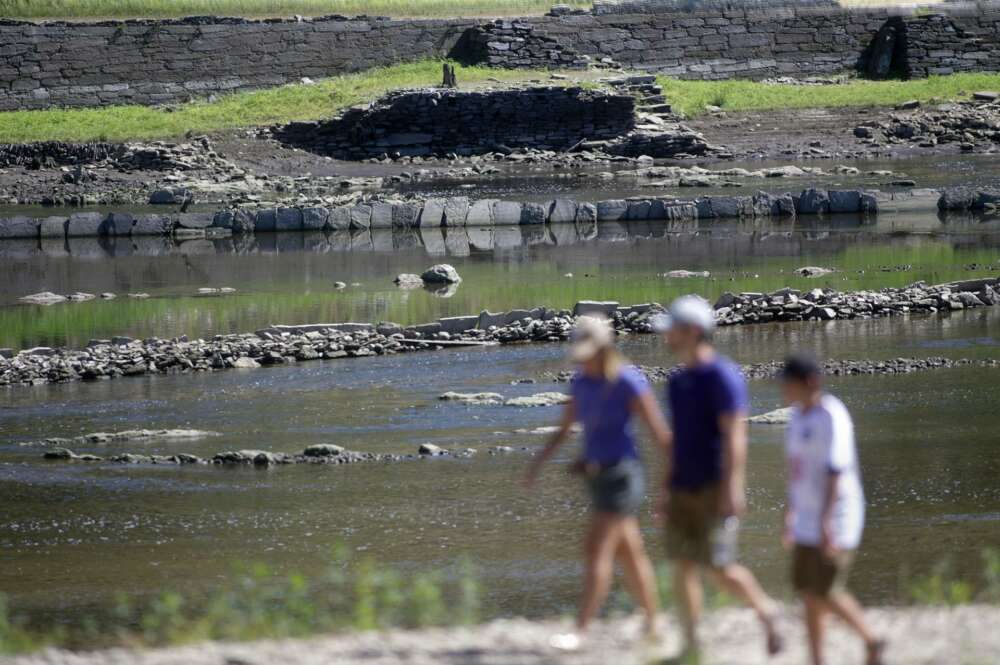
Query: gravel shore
9 606 999 665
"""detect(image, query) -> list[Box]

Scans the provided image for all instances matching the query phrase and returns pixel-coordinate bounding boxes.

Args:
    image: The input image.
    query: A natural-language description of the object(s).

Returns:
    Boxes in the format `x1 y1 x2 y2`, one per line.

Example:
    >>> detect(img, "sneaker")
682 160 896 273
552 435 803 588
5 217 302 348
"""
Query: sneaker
549 632 584 651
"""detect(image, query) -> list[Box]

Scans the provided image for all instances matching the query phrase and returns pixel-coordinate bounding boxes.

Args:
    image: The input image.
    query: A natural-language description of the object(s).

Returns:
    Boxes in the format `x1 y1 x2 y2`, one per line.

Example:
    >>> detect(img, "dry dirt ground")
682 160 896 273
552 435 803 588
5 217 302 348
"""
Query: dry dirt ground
9 605 1000 665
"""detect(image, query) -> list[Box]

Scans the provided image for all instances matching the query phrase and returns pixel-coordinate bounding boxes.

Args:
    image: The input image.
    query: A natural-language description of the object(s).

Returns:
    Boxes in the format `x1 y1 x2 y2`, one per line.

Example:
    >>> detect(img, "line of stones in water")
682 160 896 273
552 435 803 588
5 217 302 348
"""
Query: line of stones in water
541 356 1000 384
33 354 999 469
0 187 882 241
3 277 999 389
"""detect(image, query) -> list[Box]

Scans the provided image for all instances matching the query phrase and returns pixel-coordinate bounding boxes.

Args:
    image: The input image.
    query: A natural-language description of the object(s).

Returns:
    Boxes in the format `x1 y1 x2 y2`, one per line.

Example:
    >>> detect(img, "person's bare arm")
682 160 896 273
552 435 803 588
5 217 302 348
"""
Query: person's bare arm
819 469 842 558
632 390 672 454
718 411 748 517
524 398 576 488
632 391 674 523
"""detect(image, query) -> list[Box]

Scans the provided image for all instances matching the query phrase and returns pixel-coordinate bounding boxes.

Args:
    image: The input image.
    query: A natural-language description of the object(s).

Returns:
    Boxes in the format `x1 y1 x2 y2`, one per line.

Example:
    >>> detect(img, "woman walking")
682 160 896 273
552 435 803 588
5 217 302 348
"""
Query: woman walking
525 316 672 651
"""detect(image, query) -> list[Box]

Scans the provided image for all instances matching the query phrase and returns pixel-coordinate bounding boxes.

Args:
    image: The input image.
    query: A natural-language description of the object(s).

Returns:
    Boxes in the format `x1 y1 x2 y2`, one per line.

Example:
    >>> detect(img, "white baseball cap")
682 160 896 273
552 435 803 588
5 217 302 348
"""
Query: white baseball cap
570 315 614 362
650 295 716 334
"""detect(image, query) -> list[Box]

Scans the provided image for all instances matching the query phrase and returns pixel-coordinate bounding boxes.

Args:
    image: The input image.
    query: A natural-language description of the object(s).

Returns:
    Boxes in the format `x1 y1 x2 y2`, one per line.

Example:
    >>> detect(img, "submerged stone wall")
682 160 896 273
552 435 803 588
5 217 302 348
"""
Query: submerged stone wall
0 188 882 241
273 87 636 158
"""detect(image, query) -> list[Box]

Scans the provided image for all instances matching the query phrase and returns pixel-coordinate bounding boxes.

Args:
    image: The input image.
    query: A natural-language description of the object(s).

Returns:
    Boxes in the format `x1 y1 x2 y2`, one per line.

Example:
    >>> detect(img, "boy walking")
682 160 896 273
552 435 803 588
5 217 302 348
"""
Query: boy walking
653 296 782 661
780 354 885 665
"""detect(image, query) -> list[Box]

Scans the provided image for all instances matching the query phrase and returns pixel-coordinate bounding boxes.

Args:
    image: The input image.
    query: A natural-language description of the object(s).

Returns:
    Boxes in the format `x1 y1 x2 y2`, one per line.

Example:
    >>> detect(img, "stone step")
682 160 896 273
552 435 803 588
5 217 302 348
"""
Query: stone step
627 75 657 85
643 103 674 114
627 84 662 95
638 95 667 105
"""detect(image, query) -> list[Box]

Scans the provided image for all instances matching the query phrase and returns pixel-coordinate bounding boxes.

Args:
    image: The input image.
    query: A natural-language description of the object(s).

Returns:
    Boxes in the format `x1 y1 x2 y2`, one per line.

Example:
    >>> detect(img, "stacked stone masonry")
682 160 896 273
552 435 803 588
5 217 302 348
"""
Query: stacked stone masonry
273 87 637 158
0 187 885 240
1 3 999 110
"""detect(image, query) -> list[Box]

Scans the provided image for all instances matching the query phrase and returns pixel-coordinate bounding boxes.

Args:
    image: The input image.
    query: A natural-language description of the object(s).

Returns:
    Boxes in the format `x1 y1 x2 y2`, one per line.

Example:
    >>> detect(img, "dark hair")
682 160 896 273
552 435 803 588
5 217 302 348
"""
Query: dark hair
780 353 822 383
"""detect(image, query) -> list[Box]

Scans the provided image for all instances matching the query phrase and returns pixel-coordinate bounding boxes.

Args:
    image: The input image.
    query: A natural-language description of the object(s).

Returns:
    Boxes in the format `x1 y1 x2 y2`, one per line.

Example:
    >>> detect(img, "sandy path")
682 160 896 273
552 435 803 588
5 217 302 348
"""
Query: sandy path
9 605 999 665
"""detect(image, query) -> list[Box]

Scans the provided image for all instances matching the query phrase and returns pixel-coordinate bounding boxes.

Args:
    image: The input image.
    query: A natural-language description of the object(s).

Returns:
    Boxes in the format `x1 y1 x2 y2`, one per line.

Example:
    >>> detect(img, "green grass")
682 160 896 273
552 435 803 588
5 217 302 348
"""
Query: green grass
0 550 480 654
4 60 998 144
0 60 565 144
0 0 592 19
659 72 1000 118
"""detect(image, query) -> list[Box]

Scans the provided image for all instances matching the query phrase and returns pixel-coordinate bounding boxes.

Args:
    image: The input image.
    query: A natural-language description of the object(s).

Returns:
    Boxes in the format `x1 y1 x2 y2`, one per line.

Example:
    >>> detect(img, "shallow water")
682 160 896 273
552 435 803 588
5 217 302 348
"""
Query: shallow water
1 309 999 626
1 180 999 630
1 211 999 350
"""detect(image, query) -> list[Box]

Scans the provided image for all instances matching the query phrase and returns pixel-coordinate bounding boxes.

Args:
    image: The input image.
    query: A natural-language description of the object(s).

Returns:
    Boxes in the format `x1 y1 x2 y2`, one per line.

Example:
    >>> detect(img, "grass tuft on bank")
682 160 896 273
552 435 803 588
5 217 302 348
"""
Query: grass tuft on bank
659 72 1000 118
0 60 562 144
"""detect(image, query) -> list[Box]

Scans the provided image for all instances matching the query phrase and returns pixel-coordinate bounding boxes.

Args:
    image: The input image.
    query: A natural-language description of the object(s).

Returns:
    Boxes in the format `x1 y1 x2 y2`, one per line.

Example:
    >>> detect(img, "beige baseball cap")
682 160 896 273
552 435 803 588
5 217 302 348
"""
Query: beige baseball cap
569 315 614 362
651 295 716 334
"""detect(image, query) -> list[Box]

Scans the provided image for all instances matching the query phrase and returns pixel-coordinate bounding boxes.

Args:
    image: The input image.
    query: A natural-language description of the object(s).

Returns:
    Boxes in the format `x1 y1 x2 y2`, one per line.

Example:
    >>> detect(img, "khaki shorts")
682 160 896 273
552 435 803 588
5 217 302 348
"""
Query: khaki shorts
664 484 738 568
793 545 855 597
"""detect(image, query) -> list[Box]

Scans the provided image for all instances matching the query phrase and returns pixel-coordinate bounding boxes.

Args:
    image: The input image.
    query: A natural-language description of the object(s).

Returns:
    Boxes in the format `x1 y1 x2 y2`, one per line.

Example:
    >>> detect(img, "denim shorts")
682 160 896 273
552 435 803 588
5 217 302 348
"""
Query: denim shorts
587 458 645 515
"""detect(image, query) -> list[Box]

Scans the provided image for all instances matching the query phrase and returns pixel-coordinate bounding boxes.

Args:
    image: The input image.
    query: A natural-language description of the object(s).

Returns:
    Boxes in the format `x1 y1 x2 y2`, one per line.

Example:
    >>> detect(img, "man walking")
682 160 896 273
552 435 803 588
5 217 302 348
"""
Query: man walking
780 354 885 665
652 296 782 661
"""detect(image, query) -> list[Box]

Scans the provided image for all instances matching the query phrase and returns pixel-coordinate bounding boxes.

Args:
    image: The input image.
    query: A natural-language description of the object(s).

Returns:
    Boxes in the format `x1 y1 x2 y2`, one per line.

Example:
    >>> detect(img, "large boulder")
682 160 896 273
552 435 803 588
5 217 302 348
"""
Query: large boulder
548 199 578 224
828 190 863 214
442 197 470 227
132 214 175 236
797 189 830 215
519 202 547 225
596 199 628 221
327 206 352 231
369 202 394 229
349 204 372 230
301 207 329 231
0 216 39 239
492 201 522 226
466 199 497 226
66 212 110 237
38 216 68 238
419 198 447 227
421 264 462 284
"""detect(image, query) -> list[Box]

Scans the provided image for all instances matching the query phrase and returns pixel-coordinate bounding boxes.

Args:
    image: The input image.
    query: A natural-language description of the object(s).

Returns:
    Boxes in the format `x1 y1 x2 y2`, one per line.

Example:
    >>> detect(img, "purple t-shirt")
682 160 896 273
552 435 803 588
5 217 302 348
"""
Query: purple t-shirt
570 365 651 465
667 356 748 490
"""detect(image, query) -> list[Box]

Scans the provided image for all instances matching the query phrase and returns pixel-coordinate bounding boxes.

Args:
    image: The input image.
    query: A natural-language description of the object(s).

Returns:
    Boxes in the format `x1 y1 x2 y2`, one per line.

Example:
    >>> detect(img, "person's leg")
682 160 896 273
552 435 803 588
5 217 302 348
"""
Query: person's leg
674 559 703 651
708 565 781 652
615 517 659 629
708 564 778 626
578 513 625 633
803 592 827 665
826 591 885 664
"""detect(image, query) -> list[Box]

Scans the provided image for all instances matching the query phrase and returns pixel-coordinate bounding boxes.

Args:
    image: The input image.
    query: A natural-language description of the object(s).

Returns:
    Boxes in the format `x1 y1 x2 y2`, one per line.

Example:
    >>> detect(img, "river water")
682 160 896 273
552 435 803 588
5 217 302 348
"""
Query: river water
1 178 999 630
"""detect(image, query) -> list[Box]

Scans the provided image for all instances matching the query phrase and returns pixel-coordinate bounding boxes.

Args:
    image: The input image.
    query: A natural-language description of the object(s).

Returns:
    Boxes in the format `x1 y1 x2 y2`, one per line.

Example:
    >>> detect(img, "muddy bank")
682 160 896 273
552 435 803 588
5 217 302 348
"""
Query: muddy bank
8 606 999 665
4 277 998 388
2 96 998 208
688 100 1000 163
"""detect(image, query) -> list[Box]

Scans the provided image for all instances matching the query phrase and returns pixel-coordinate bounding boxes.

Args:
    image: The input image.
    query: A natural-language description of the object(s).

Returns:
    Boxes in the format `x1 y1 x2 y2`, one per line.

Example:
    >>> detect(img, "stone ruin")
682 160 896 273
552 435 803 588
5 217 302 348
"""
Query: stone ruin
274 86 637 159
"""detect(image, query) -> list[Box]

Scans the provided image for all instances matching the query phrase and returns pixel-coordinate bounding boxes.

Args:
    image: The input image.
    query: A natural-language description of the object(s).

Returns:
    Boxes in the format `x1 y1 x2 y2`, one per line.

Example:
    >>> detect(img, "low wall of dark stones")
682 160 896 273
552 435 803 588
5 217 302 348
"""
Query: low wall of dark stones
3 3 1000 112
0 188 882 240
273 87 636 159
4 278 999 388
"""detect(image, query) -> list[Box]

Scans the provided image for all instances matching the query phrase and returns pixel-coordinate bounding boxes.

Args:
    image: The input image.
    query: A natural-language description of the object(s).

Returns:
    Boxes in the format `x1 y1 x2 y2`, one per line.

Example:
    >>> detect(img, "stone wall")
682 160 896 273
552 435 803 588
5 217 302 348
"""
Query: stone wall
0 15 473 111
901 10 1000 77
2 3 1000 111
273 87 636 158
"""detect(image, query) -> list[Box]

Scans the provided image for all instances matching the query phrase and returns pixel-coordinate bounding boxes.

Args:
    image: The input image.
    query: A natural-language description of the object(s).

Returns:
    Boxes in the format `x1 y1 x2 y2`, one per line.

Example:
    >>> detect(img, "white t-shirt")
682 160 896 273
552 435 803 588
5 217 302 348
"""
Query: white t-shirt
785 394 866 550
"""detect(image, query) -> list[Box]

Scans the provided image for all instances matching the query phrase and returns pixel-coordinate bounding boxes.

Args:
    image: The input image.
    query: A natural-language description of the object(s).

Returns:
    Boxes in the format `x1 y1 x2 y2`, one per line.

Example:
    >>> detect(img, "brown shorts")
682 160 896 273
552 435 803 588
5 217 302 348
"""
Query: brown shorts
793 545 855 597
664 484 738 568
